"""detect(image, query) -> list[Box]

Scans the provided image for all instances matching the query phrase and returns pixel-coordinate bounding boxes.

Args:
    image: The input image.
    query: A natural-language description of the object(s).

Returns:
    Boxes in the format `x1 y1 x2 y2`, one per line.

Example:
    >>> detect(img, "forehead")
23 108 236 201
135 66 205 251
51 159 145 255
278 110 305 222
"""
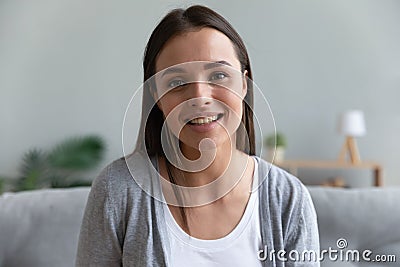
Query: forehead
155 27 240 72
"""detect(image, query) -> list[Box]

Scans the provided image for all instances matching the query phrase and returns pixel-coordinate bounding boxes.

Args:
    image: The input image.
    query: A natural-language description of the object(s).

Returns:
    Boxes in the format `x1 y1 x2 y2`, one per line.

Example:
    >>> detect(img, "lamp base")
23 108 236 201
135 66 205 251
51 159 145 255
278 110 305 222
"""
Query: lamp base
338 136 361 164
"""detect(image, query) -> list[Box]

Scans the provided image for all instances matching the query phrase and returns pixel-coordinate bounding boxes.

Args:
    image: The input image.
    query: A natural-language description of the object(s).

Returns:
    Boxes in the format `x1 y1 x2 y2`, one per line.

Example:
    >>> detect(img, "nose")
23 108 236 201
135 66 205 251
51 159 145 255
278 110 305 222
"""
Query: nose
186 82 212 107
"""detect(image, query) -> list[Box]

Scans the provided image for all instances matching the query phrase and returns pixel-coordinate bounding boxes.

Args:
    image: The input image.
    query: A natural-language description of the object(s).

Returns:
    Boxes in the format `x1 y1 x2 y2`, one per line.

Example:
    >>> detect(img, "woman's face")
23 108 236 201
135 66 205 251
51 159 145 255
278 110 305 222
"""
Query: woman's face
154 27 247 155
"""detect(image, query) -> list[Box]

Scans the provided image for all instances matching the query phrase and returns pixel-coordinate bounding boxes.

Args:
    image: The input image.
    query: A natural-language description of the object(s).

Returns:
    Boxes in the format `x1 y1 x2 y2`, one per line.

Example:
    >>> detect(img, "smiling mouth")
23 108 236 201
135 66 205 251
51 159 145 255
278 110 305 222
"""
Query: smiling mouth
187 113 223 125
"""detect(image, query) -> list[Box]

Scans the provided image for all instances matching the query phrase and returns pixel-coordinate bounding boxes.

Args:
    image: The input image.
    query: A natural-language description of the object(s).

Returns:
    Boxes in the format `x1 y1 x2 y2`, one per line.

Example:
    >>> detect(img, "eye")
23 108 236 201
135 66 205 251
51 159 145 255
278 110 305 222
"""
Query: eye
210 72 228 81
168 79 186 88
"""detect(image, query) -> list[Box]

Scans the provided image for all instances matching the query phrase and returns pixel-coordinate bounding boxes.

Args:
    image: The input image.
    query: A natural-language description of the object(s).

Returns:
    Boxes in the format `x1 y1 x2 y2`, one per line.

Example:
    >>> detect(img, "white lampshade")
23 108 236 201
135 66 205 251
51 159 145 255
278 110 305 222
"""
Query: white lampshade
338 110 366 137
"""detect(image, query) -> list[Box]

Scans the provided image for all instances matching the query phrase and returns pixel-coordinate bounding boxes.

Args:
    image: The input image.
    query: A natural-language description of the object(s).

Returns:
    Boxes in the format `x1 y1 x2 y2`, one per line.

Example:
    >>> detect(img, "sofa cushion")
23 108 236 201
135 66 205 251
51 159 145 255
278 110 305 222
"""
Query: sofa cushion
308 186 400 267
0 187 90 267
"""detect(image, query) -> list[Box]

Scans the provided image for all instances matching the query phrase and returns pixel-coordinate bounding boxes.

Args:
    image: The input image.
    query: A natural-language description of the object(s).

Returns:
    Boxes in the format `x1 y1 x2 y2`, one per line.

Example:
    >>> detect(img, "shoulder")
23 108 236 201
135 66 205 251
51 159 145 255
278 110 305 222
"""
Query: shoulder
90 151 155 201
254 156 315 228
254 156 309 203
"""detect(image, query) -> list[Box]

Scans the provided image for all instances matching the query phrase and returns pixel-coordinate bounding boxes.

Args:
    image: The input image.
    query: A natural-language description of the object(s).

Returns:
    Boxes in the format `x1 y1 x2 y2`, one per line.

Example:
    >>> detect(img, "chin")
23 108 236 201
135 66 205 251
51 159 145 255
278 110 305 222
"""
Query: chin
179 133 232 153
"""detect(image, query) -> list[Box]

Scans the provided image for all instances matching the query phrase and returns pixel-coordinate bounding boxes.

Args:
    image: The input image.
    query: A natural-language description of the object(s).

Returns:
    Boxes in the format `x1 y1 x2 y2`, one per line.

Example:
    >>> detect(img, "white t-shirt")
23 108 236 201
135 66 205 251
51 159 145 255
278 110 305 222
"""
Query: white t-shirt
164 159 263 266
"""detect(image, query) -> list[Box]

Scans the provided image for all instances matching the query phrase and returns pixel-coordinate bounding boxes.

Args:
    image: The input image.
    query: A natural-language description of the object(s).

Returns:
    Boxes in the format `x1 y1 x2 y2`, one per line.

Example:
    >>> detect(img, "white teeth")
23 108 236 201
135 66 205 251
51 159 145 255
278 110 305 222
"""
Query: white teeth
189 115 218 125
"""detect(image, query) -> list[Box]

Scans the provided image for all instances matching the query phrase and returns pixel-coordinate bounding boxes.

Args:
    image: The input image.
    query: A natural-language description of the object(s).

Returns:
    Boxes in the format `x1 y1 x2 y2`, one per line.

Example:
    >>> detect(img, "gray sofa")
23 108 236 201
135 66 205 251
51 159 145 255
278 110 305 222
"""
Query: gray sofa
0 186 399 266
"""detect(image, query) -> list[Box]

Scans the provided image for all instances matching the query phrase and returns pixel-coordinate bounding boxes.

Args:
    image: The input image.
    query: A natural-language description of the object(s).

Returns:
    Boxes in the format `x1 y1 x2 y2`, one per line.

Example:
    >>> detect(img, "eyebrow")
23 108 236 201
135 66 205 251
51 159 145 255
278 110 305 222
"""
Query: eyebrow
161 67 186 77
203 60 232 70
160 60 233 77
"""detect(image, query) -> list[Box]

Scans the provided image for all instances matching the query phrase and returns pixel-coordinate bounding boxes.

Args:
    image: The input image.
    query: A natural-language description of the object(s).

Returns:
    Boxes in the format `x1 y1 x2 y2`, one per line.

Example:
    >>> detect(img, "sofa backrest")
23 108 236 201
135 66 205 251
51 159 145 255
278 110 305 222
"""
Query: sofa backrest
1 186 399 267
308 186 400 267
0 187 90 267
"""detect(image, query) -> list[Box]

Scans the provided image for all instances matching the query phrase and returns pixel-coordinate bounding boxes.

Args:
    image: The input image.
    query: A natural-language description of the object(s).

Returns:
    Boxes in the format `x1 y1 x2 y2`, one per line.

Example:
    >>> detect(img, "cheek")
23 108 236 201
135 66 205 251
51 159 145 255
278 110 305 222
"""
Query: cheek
157 96 184 135
219 92 244 115
213 93 244 136
158 95 179 117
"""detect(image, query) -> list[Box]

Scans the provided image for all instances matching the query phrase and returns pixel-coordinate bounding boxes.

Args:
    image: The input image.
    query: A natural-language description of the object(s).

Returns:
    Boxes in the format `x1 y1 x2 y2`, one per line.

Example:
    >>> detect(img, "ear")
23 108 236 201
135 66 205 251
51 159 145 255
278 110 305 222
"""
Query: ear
241 70 248 98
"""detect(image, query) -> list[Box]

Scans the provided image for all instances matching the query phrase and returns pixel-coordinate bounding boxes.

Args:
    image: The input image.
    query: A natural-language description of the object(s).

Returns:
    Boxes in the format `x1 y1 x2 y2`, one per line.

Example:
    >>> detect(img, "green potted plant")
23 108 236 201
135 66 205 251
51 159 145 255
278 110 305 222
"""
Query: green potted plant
13 135 105 191
264 132 287 163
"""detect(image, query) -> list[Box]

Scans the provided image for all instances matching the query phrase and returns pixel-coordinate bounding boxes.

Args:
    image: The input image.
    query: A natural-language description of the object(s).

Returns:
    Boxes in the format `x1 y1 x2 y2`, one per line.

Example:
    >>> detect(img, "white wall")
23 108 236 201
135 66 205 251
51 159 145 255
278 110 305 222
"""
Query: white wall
1 0 399 186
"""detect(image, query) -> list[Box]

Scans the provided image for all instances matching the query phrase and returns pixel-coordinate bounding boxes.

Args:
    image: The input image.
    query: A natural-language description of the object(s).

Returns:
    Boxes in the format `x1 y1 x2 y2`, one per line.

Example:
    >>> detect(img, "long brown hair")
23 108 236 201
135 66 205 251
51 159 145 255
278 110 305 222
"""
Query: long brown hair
134 5 255 232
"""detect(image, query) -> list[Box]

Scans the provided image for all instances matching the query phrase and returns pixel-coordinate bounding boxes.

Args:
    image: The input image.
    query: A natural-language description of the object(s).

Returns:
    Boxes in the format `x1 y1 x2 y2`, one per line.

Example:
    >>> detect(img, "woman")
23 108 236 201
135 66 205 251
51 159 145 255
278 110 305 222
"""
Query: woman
76 5 319 267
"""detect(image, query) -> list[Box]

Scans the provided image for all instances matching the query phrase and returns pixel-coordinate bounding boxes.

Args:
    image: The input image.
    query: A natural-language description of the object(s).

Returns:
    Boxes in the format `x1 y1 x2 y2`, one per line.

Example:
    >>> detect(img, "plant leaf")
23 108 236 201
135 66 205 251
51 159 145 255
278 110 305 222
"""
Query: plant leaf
47 135 105 170
15 149 49 190
19 149 48 179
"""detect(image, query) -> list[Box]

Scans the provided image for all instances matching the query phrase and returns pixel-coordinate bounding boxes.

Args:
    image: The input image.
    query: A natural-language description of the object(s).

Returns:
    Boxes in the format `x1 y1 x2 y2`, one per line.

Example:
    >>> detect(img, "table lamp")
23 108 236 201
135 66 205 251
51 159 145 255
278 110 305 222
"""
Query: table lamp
338 110 366 164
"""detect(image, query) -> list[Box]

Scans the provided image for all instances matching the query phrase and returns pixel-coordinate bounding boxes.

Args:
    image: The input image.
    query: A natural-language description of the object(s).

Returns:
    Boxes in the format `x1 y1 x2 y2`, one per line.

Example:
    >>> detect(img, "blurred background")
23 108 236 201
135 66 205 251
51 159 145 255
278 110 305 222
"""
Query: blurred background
1 0 399 189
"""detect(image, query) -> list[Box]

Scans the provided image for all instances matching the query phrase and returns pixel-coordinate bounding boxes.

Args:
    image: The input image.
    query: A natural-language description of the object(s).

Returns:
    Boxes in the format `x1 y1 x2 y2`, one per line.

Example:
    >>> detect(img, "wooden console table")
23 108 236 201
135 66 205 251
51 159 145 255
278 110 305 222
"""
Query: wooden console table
275 160 383 187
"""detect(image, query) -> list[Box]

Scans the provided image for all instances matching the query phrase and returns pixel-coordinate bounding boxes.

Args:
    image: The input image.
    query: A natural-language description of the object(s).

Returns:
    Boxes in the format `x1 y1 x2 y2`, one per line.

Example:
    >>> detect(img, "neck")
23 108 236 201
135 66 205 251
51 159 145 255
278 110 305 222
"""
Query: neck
161 150 252 207
160 135 253 206
176 137 246 187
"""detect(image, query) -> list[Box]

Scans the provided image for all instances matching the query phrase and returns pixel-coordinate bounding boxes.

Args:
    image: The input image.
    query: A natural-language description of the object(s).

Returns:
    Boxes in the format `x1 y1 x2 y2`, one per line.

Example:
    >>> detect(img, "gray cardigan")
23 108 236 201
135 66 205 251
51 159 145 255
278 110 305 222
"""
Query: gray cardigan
76 152 319 266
